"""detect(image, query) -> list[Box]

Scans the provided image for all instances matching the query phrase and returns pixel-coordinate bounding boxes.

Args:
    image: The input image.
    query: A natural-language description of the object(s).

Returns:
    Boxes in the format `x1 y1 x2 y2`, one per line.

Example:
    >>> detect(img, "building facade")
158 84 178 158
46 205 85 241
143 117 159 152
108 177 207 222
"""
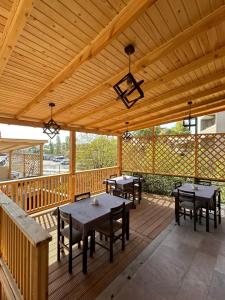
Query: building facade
198 111 225 133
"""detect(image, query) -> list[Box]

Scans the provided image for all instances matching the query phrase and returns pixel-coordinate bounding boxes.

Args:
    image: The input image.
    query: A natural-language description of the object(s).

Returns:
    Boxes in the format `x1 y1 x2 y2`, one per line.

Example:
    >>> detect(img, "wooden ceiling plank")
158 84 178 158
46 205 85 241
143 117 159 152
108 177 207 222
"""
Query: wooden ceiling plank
109 85 225 131
15 0 155 118
69 43 225 126
0 116 118 136
0 0 33 76
86 68 225 128
123 98 225 132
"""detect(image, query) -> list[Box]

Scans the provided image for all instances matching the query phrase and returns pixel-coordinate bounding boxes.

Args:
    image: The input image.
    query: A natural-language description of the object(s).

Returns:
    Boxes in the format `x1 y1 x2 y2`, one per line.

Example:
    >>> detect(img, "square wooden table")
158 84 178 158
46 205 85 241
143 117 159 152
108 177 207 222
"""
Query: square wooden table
60 193 132 273
173 183 219 232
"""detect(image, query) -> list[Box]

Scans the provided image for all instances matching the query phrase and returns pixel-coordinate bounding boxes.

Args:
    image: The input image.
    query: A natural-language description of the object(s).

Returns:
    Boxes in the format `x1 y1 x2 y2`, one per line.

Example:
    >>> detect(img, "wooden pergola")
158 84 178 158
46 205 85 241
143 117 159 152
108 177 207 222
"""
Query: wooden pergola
0 1 225 136
1 1 225 300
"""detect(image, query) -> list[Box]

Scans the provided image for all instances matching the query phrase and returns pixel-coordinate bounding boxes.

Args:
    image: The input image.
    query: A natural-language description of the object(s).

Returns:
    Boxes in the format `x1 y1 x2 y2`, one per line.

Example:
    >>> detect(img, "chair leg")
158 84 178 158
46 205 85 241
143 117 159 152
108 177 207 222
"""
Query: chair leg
78 241 81 249
100 233 103 240
199 208 202 225
69 240 72 273
90 231 95 258
110 235 113 263
218 194 221 224
122 225 125 251
57 236 60 261
190 210 192 220
194 210 197 232
184 208 186 220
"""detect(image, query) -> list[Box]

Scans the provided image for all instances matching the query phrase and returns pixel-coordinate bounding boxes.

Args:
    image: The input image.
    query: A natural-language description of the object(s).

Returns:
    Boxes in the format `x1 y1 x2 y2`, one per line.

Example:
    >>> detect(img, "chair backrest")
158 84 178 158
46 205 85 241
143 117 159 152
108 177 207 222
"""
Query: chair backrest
110 202 126 225
74 192 90 202
57 207 72 228
174 181 182 189
196 180 211 186
178 189 195 203
110 174 117 178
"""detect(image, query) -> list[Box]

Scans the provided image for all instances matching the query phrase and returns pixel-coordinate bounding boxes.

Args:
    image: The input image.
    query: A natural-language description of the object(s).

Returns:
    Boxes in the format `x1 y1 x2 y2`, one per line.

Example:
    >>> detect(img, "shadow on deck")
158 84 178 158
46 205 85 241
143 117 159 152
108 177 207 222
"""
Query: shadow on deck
33 193 174 300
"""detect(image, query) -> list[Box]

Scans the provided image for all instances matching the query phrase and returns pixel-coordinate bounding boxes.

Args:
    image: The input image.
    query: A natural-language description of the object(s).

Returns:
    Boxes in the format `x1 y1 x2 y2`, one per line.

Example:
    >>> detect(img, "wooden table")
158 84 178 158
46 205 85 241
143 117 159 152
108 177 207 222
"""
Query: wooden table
173 183 219 232
60 193 132 273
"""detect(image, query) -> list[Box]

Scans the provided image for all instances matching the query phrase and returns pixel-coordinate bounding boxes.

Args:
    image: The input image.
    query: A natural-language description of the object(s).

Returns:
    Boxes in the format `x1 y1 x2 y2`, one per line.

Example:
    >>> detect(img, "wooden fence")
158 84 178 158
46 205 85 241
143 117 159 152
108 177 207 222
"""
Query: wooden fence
73 166 120 196
0 173 71 214
122 133 225 181
0 192 51 300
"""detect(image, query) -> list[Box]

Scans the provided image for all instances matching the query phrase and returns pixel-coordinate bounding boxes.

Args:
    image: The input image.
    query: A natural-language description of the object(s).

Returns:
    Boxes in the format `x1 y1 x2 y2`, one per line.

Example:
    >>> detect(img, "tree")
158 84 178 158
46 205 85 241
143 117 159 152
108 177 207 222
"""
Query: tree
55 136 62 155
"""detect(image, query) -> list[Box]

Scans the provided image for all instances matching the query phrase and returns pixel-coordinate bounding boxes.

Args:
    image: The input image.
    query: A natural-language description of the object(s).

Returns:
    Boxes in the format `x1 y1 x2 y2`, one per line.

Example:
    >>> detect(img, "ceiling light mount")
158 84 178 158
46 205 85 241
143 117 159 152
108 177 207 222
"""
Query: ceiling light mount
43 102 61 139
183 101 197 130
113 44 144 109
122 122 133 141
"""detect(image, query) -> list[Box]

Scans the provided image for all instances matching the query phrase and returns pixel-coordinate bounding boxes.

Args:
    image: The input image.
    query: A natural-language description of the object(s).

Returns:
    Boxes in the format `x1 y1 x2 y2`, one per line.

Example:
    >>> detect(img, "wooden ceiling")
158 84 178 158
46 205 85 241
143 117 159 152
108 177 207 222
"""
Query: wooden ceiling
1 0 225 135
0 138 47 152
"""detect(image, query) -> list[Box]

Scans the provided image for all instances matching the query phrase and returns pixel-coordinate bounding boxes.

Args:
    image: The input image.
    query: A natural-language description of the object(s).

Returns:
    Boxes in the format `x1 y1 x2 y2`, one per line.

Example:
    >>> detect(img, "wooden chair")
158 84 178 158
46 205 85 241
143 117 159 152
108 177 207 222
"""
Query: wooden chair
110 174 117 178
195 179 211 186
199 189 221 229
95 203 126 263
174 181 182 189
177 189 201 231
106 179 117 195
57 207 83 273
126 178 142 207
74 192 90 202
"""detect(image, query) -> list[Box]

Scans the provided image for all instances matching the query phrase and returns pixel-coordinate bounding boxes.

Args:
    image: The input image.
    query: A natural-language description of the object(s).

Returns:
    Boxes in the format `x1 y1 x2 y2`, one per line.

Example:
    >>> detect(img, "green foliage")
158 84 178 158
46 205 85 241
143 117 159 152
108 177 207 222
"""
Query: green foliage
76 136 117 170
134 121 190 136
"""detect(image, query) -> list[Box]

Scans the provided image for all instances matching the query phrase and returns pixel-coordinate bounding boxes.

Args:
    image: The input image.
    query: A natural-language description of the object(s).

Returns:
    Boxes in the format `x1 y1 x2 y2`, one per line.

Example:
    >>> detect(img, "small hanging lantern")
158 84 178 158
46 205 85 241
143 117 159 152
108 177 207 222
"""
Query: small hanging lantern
43 103 61 139
113 44 144 109
122 122 133 141
183 101 197 130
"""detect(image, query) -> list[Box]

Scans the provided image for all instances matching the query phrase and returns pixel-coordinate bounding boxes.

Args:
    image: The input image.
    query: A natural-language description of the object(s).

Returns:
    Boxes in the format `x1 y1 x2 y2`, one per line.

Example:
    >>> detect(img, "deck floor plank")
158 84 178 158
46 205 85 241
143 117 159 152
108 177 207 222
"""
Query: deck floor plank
33 194 174 300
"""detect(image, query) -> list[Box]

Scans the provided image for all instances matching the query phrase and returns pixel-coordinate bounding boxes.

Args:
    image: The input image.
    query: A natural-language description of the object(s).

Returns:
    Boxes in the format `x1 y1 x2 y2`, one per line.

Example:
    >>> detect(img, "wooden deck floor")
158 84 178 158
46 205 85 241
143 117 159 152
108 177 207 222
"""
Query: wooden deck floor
33 194 174 300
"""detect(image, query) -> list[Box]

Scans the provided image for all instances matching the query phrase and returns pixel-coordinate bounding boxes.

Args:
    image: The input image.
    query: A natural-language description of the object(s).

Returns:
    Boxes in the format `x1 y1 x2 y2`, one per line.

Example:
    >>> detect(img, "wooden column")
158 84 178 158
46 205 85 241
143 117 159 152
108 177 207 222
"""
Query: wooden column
117 135 122 175
8 151 12 179
152 127 155 174
40 144 44 176
69 131 76 201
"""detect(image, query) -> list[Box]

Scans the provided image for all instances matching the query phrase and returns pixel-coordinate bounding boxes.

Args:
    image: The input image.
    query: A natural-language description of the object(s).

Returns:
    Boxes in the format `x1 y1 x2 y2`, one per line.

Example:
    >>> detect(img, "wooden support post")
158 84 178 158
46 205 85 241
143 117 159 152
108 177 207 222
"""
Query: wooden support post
152 127 155 174
194 120 198 181
69 131 76 201
117 135 122 175
8 151 12 179
40 144 44 176
30 241 49 300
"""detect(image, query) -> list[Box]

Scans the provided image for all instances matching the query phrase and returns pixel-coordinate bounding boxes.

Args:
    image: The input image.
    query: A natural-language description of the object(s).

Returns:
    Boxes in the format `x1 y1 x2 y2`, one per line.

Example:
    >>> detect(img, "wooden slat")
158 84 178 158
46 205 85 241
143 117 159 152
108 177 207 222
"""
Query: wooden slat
15 0 156 118
0 0 33 76
49 5 225 122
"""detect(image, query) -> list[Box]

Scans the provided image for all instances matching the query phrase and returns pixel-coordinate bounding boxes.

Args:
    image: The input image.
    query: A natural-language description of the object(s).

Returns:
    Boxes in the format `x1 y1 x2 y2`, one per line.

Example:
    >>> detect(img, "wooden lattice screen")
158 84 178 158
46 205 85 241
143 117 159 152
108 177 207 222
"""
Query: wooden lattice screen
12 152 41 178
122 133 225 181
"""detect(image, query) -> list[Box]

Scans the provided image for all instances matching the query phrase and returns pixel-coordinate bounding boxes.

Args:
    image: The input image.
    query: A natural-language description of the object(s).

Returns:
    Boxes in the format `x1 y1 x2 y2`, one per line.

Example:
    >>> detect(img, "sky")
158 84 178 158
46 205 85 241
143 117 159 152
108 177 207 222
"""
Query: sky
0 121 177 143
0 124 69 142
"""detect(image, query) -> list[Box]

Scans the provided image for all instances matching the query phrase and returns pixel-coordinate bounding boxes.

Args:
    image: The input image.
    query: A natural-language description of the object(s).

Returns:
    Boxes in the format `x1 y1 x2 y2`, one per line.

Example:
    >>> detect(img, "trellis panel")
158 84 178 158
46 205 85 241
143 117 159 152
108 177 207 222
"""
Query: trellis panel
154 135 195 177
122 133 225 181
11 152 41 178
122 136 153 173
197 134 225 180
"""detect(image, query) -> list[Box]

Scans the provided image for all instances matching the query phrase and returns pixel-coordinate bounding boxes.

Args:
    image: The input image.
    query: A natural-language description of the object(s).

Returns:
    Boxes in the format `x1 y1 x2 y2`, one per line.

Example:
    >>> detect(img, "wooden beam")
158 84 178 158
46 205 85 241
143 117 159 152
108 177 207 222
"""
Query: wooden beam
0 117 119 136
16 0 156 118
124 98 225 132
117 136 122 176
109 84 225 131
61 6 225 124
0 0 33 76
40 144 43 176
68 44 225 125
87 69 225 128
69 131 76 175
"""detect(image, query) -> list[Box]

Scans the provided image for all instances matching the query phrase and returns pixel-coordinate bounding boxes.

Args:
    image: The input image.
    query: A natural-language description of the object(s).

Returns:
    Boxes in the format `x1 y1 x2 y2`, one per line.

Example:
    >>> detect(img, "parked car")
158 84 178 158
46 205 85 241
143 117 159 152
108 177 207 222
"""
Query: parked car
53 156 64 162
61 159 70 165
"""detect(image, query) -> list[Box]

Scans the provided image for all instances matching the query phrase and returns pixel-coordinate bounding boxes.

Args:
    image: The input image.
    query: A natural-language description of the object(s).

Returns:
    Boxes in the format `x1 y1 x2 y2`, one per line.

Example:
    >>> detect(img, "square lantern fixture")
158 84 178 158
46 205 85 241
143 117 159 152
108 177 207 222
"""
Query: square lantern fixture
113 44 144 109
43 103 61 139
122 122 133 141
183 101 197 130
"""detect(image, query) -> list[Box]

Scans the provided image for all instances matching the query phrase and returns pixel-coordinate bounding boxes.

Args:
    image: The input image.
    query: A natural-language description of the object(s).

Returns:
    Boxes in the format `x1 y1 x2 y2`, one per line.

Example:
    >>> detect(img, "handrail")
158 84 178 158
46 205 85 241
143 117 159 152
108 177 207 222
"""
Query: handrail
0 192 51 299
75 166 119 174
0 192 51 246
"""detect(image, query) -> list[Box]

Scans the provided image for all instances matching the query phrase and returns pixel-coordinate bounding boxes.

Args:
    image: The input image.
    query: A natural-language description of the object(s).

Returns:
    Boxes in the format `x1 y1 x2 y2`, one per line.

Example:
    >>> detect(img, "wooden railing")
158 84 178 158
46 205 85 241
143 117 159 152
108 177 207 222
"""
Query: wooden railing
0 192 52 300
73 166 120 196
0 173 71 214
